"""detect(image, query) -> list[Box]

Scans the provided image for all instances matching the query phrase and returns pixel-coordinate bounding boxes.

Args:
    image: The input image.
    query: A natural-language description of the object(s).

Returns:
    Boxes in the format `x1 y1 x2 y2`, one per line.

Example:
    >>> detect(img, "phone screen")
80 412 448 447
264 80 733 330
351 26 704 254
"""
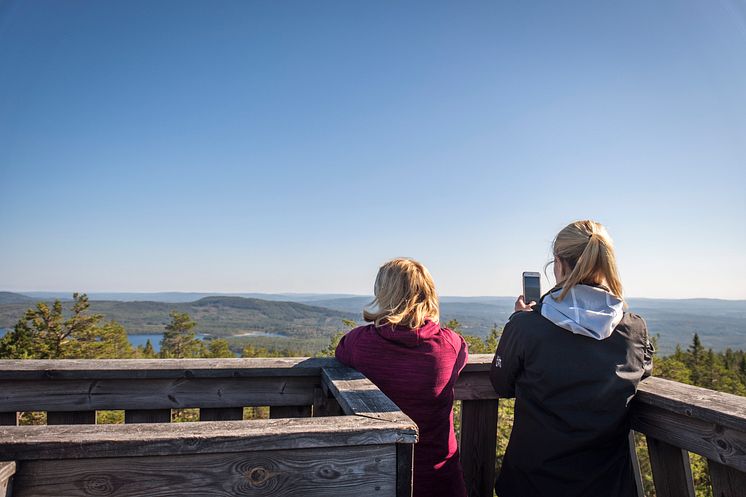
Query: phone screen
523 273 541 304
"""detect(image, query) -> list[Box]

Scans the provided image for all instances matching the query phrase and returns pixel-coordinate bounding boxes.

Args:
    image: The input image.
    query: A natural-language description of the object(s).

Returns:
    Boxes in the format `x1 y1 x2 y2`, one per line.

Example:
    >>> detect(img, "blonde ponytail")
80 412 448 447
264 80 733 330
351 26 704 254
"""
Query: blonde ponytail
553 220 624 302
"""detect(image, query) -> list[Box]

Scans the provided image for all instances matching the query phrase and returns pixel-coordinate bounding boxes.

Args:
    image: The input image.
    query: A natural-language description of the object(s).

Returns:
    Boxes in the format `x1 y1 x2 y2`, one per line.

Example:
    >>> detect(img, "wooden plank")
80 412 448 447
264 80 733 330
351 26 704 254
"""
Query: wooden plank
708 459 746 497
454 371 498 401
636 376 746 433
0 357 336 380
0 413 16 426
646 436 695 497
46 411 96 425
460 399 498 497
200 408 243 421
0 376 318 412
270 406 311 419
0 416 417 461
396 443 413 497
632 403 746 472
0 461 15 497
321 367 414 425
125 409 171 424
628 432 645 497
12 444 396 497
312 387 343 417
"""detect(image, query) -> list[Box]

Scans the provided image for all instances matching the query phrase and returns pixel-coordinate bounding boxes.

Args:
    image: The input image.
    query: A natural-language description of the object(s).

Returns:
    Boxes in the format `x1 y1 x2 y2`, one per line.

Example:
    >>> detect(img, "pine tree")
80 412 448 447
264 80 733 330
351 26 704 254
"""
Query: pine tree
205 338 233 358
142 339 155 358
160 311 203 358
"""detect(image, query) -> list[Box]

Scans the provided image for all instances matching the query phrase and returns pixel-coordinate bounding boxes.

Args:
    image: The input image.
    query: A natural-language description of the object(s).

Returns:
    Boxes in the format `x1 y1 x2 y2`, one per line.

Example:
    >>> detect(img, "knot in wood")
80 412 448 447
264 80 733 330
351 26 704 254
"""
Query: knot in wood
245 466 277 486
83 475 115 496
317 465 341 480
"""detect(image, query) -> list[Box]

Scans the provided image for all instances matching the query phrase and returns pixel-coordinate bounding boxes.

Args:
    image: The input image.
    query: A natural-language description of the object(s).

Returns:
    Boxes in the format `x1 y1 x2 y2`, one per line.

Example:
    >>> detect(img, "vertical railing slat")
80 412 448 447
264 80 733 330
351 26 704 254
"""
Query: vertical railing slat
0 413 17 426
708 459 746 497
628 431 645 497
646 436 695 497
460 399 498 497
46 411 96 425
200 407 243 421
124 409 171 423
269 405 312 418
0 461 16 497
396 443 414 497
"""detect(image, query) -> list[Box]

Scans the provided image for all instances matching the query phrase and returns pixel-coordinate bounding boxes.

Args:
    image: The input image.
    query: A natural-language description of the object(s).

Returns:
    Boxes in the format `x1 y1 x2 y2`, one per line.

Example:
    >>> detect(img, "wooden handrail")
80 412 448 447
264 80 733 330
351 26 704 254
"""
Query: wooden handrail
1 356 745 497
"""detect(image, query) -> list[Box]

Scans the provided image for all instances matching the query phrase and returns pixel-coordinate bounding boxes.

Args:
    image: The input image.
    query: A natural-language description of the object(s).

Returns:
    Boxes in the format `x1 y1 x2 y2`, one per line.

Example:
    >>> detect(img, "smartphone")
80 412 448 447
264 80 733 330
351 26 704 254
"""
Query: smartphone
522 271 541 305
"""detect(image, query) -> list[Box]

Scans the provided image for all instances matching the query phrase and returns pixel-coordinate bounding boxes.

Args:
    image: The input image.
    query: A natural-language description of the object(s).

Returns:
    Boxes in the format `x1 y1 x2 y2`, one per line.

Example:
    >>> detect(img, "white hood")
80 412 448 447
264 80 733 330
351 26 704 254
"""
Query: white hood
540 285 624 340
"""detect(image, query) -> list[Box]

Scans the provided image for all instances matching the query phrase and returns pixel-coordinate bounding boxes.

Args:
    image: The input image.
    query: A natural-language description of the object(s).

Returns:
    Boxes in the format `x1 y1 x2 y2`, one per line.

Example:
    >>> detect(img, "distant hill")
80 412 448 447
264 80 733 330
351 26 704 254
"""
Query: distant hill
0 296 357 339
2 292 744 354
288 295 746 354
0 292 34 305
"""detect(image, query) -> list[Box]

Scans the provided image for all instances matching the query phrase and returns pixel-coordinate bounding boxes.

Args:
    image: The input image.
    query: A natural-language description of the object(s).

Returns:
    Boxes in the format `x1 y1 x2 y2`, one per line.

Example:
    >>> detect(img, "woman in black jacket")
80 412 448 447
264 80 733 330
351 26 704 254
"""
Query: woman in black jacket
490 220 654 497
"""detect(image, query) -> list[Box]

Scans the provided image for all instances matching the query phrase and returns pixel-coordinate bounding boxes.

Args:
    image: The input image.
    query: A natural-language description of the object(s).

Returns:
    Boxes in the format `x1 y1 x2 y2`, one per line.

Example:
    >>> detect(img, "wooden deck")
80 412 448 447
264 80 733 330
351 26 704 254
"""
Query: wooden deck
0 355 745 496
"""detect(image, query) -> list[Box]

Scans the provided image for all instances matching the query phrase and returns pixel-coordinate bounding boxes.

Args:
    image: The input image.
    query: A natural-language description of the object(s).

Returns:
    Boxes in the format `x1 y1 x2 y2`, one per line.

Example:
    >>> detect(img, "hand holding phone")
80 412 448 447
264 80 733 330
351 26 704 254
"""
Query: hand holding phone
521 271 541 310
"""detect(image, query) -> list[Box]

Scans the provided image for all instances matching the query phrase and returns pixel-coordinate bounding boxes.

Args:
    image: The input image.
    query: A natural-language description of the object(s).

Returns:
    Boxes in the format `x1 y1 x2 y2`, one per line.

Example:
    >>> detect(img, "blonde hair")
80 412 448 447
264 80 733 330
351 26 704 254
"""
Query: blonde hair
363 258 440 329
553 220 624 302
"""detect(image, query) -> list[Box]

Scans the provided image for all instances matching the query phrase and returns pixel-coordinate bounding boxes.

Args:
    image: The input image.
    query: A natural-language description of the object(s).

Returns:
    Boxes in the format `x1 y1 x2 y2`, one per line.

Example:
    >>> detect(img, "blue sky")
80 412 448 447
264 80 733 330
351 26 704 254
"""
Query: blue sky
1 0 745 298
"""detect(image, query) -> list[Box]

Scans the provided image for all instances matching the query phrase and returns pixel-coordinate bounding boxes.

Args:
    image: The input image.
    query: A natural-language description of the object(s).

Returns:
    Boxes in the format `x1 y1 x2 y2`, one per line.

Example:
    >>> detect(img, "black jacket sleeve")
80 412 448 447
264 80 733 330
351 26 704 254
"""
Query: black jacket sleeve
489 315 525 398
642 324 655 379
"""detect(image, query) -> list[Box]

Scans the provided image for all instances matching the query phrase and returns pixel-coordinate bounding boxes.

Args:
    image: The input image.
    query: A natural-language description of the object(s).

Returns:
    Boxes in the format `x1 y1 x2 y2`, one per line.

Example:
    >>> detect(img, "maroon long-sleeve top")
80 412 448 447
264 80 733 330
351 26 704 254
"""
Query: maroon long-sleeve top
335 320 468 497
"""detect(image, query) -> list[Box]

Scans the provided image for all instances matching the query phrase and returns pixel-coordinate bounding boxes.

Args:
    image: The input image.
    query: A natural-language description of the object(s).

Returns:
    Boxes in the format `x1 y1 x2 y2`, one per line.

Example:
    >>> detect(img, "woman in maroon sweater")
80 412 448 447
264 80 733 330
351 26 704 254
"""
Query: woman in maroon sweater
335 258 468 497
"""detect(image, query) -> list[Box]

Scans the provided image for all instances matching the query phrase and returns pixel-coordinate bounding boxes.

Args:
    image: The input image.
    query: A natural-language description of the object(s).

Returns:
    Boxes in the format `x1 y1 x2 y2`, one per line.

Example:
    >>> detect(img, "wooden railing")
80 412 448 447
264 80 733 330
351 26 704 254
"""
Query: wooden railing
456 355 746 497
1 356 745 497
0 358 417 497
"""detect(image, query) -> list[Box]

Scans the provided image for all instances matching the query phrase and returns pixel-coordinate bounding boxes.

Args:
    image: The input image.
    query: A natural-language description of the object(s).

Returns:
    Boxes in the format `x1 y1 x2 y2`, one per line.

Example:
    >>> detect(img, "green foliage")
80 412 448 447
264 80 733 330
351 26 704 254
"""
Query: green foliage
204 338 234 358
160 311 203 358
318 319 357 357
0 293 135 359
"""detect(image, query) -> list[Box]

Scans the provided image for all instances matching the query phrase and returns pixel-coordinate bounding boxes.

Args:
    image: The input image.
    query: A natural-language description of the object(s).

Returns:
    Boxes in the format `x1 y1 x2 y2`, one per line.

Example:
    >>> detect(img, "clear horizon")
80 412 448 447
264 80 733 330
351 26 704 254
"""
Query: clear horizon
2 1 745 299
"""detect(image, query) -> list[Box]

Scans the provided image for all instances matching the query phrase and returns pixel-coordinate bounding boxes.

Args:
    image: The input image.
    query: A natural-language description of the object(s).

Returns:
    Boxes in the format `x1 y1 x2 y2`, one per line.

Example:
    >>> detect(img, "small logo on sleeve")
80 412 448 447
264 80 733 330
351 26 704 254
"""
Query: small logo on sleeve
494 355 502 368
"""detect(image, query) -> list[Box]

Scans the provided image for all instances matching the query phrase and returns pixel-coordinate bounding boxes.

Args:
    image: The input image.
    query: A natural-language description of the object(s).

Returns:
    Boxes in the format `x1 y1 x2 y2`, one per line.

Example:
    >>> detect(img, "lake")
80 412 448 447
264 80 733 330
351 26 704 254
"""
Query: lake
0 329 207 354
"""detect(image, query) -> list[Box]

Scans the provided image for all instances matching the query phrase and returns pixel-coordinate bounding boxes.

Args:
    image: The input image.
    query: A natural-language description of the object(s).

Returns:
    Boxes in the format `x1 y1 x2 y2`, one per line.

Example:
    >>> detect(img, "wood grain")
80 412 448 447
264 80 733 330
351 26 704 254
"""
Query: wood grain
0 416 417 461
460 399 498 497
454 371 498 401
708 459 746 497
632 403 746 472
0 377 318 411
636 376 746 433
0 358 336 380
321 367 415 427
12 445 396 497
125 410 171 424
312 387 343 417
646 436 695 497
0 461 15 497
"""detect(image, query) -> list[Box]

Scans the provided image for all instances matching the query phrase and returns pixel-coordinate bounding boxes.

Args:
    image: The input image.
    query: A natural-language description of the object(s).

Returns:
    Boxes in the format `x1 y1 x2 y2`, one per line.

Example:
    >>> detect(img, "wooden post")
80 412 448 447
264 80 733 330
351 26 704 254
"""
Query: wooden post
460 399 498 497
708 460 746 497
200 408 243 421
124 409 171 423
0 413 16 426
646 436 695 497
0 461 15 497
312 386 343 417
47 411 96 425
628 431 645 497
396 443 413 497
269 406 312 418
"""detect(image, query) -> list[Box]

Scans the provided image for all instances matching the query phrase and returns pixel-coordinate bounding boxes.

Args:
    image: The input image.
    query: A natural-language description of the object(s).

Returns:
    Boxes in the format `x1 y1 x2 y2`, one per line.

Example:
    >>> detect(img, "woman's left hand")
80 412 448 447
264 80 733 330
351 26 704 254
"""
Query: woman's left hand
515 295 536 312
